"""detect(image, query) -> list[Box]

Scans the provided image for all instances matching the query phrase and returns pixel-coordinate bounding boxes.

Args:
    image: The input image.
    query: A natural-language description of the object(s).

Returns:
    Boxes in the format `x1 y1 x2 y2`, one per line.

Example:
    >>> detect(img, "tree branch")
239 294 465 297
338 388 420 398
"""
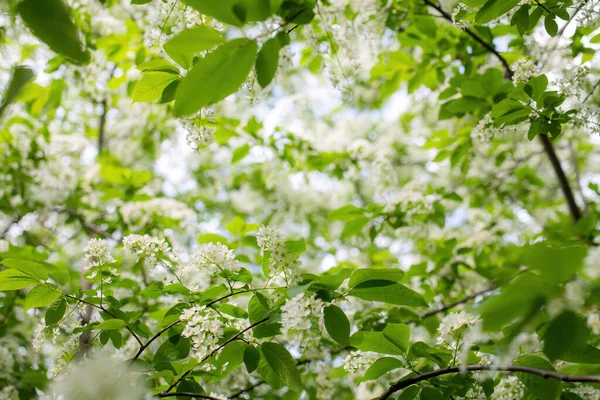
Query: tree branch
423 0 583 223
162 318 269 394
379 364 600 399
420 286 494 320
158 393 222 400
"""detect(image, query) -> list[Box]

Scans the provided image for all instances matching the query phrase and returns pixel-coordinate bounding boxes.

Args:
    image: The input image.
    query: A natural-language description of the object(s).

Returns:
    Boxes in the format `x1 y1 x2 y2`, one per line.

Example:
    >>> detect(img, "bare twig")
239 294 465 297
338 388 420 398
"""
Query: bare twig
379 364 600 399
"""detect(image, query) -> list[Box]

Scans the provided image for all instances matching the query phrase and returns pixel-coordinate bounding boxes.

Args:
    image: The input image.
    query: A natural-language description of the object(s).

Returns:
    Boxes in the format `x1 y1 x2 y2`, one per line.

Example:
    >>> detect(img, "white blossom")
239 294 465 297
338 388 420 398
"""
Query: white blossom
188 242 240 274
511 58 537 86
281 294 324 351
491 376 525 400
343 351 379 375
83 238 115 268
437 311 480 348
123 234 170 267
571 385 600 400
181 306 226 361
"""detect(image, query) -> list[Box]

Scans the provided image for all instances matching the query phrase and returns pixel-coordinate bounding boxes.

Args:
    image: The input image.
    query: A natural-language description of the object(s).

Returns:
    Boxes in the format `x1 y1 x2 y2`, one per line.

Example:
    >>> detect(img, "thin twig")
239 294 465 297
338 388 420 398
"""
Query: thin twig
379 364 600 399
162 318 269 394
420 286 494 320
423 0 583 223
130 320 181 365
568 141 590 217
158 393 222 400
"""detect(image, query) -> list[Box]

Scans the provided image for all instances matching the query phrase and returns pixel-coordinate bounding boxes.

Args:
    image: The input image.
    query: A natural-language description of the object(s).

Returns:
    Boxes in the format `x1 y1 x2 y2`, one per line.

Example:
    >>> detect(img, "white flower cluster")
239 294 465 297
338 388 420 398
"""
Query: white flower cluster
570 103 600 135
451 3 471 29
30 159 78 206
555 65 589 98
181 107 216 150
32 321 46 352
383 190 435 216
0 386 18 400
491 376 525 400
459 384 486 400
436 311 480 348
472 114 503 141
571 385 600 400
281 294 324 352
511 58 537 86
188 242 240 274
573 0 600 26
343 351 379 375
181 306 225 361
587 311 600 335
256 226 301 281
83 238 115 268
120 198 195 226
0 347 15 377
123 234 170 267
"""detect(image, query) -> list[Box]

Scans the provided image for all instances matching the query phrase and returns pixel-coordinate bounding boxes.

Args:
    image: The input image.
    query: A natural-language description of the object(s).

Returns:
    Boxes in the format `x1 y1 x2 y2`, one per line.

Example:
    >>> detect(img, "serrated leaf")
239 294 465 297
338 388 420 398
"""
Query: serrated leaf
361 357 404 382
350 331 404 355
25 284 61 310
382 323 410 353
95 319 127 330
261 342 302 392
2 258 48 281
349 268 405 287
174 39 258 116
244 344 261 373
559 345 600 364
0 269 39 291
348 280 427 307
133 72 179 103
543 311 589 361
164 26 225 69
45 298 66 325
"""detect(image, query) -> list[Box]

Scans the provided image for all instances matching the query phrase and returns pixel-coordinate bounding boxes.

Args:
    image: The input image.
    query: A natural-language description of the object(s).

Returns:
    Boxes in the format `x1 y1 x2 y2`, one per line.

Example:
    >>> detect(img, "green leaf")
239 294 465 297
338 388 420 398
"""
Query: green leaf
544 15 558 36
591 33 600 44
348 280 427 307
232 143 251 164
24 285 61 310
514 355 561 400
133 72 179 103
420 387 445 400
349 268 405 287
0 269 39 291
17 0 90 64
543 311 589 361
478 272 559 330
329 205 365 221
256 33 289 88
350 331 404 355
244 344 261 373
175 39 258 116
461 80 487 98
95 319 127 330
137 59 180 74
475 0 521 24
186 0 277 26
261 342 302 392
2 258 48 281
397 386 420 400
45 298 66 325
341 217 369 239
525 243 587 282
511 5 530 36
140 282 164 299
284 238 306 257
154 334 191 363
163 26 225 69
382 323 410 353
361 357 404 382
323 304 350 345
0 66 34 116
525 74 548 102
559 345 600 364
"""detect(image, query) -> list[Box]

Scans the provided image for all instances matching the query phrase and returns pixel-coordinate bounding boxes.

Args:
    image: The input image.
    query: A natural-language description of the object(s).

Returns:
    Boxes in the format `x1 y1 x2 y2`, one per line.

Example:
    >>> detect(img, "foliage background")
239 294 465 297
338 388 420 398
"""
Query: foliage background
1 0 600 399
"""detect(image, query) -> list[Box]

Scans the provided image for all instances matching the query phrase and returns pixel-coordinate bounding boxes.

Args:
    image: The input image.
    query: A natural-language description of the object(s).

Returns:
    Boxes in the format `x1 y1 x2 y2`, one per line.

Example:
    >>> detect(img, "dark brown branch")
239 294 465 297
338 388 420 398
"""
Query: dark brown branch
130 320 181 365
379 364 600 399
162 318 269 394
158 393 222 400
423 0 583 223
98 98 108 152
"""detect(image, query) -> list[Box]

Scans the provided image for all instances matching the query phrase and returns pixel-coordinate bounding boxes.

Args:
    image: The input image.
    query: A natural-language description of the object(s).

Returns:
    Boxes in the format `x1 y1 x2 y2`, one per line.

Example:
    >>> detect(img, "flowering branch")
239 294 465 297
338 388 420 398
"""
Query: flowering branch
63 293 144 346
378 364 600 399
423 0 583 223
162 317 270 394
158 393 222 400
